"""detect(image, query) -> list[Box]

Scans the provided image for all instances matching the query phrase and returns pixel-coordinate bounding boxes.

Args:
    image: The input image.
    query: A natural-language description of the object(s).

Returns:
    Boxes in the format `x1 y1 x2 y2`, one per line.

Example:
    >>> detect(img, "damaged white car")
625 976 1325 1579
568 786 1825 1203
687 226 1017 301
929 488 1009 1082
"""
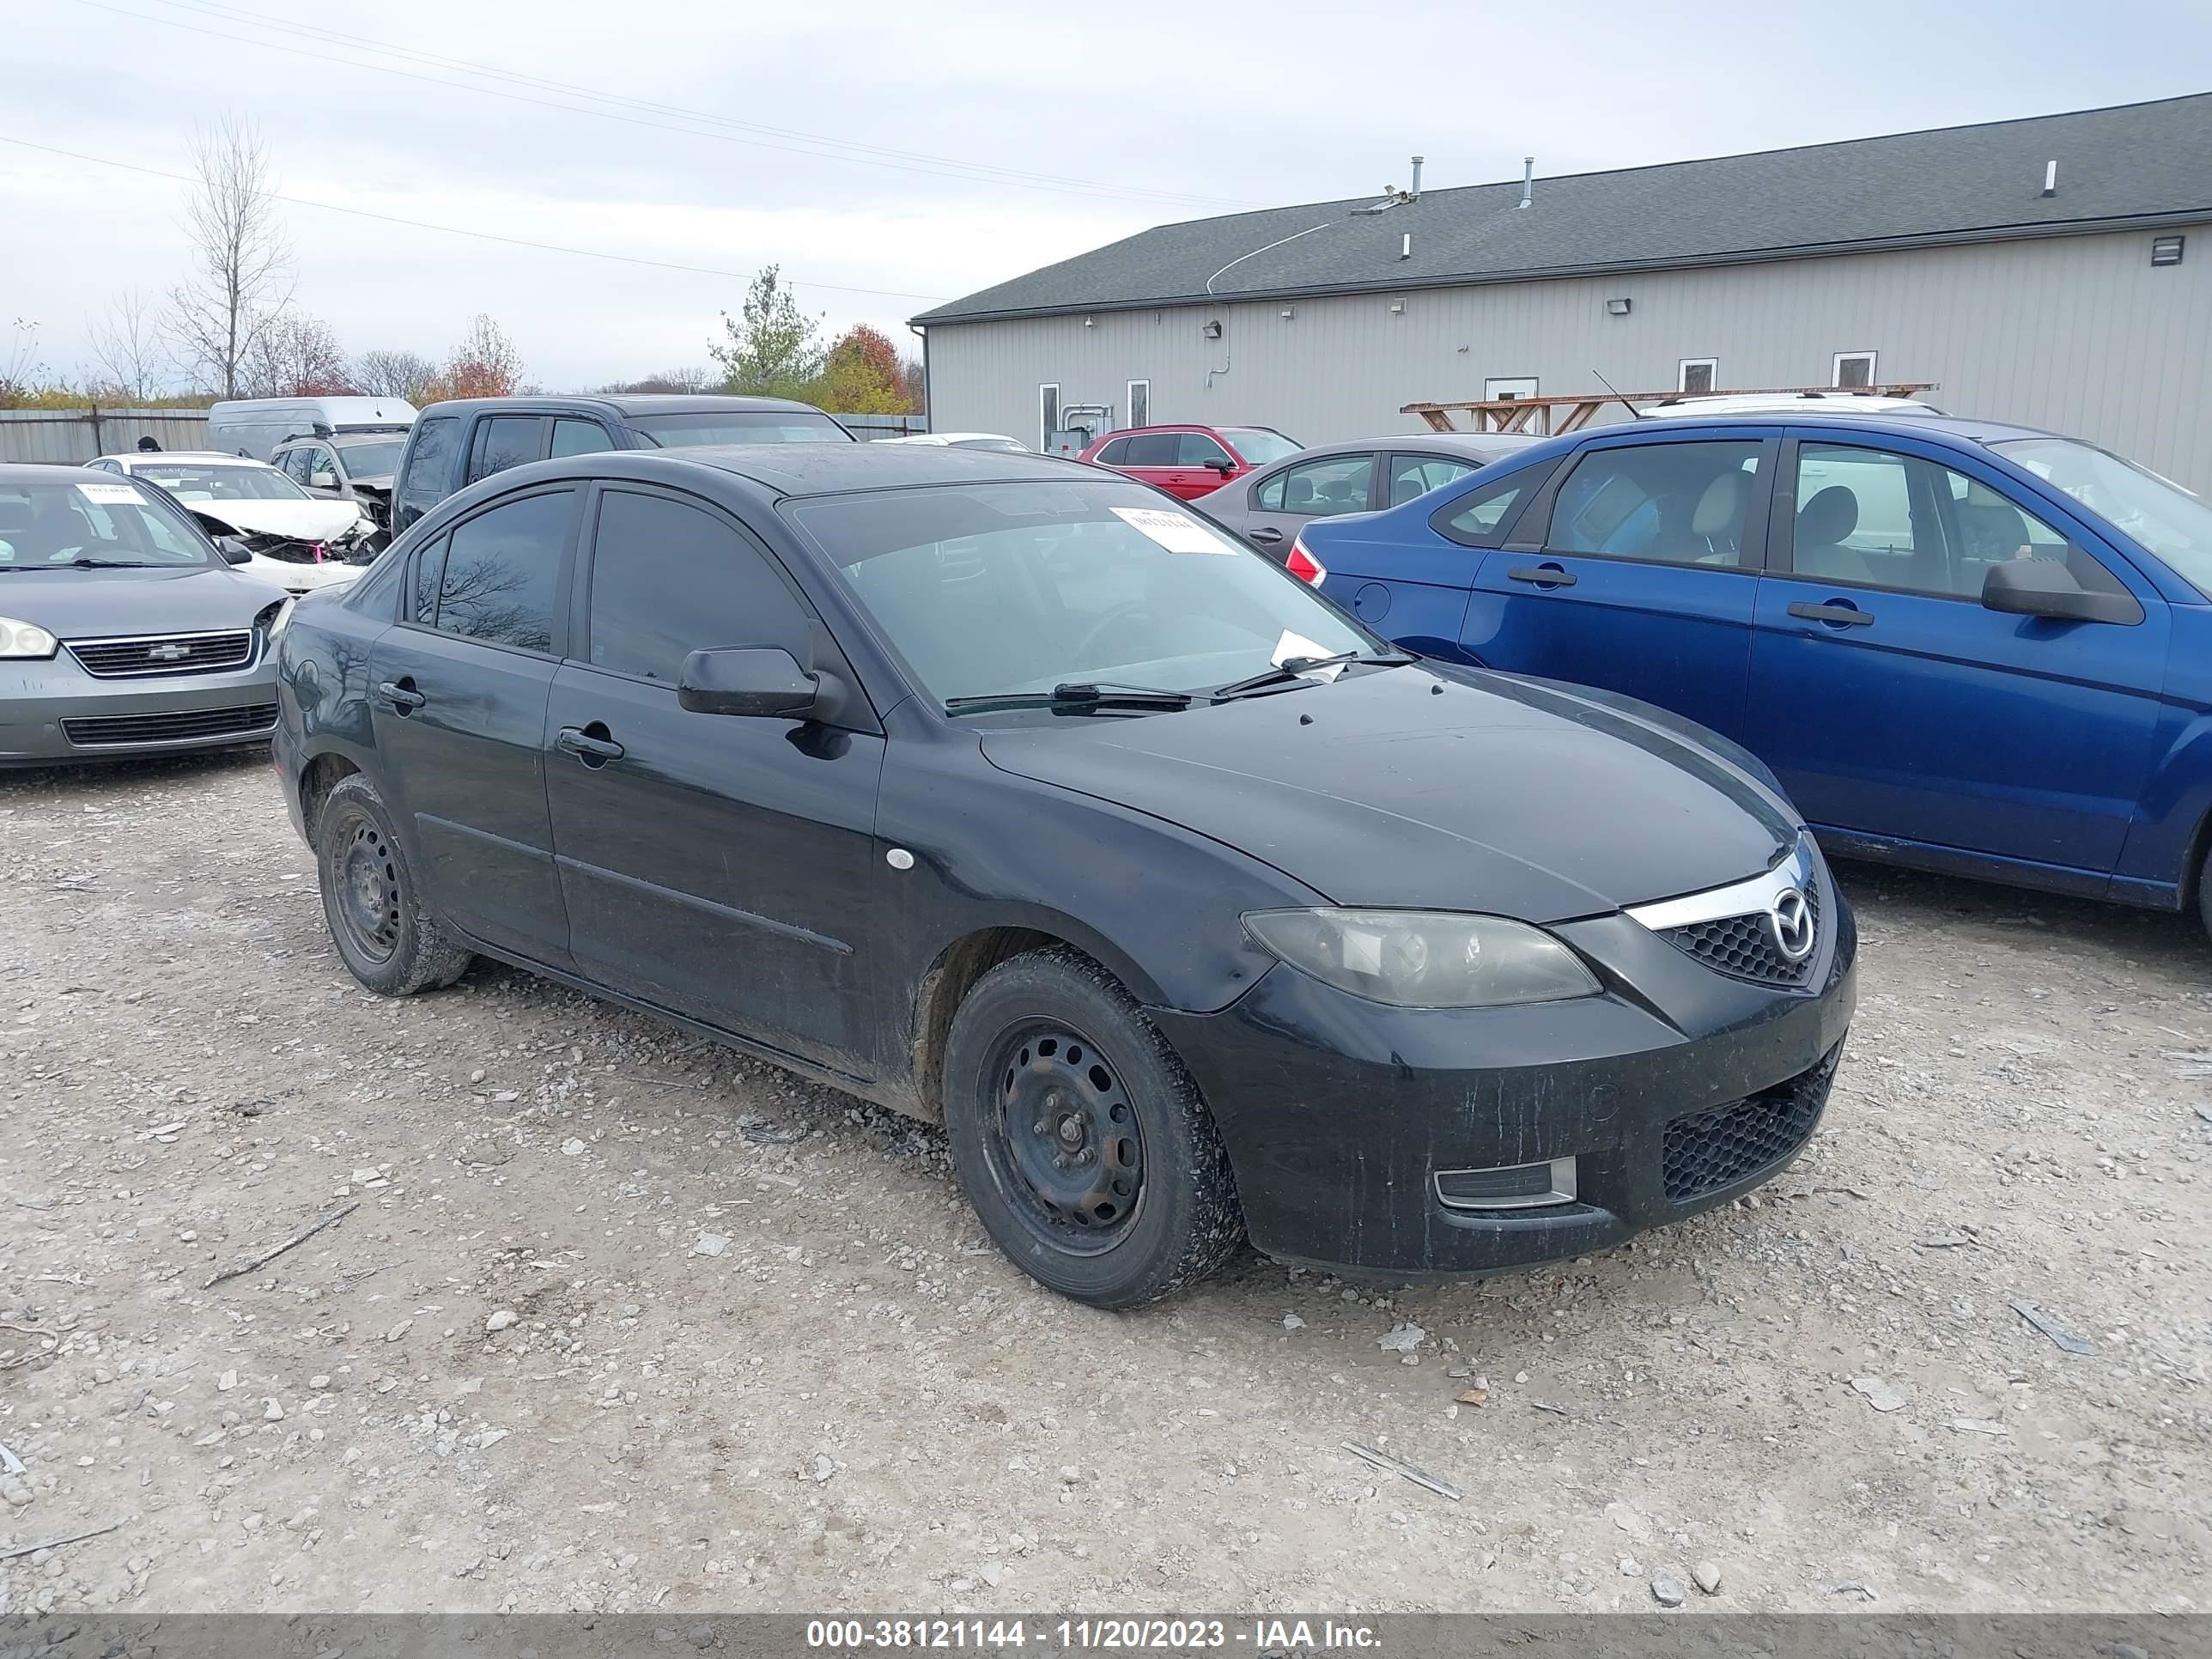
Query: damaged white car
85 452 374 594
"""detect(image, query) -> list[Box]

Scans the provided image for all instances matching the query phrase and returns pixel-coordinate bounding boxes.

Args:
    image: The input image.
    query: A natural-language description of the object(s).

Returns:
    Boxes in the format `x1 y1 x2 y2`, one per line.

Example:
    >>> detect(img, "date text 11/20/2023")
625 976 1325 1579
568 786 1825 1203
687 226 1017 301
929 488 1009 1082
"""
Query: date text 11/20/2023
805 1619 1382 1650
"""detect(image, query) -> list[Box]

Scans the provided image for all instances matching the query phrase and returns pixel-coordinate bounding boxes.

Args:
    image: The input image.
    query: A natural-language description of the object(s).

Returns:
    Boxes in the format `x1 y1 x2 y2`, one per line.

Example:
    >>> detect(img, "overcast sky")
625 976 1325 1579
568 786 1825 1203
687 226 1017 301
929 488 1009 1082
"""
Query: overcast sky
7 0 2209 393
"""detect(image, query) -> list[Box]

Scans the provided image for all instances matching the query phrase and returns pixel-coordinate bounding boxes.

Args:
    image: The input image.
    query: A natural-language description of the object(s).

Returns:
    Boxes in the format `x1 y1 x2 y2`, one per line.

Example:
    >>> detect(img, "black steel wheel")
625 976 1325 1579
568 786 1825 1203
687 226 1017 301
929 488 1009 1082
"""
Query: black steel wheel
314 774 473 996
944 947 1243 1308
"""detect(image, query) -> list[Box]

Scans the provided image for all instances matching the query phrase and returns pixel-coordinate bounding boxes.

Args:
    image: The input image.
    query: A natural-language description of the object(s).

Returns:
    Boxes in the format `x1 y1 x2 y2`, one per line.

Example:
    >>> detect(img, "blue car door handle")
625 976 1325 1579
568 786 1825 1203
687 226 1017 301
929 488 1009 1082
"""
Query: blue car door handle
1787 600 1875 628
1508 563 1577 588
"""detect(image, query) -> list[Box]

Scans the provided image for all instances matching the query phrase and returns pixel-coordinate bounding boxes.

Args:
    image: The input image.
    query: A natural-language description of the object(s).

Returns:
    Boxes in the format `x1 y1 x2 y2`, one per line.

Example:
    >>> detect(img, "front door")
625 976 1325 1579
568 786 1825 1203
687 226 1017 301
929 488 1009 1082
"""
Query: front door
368 485 579 966
1462 434 1773 738
1744 433 2165 880
544 484 886 1073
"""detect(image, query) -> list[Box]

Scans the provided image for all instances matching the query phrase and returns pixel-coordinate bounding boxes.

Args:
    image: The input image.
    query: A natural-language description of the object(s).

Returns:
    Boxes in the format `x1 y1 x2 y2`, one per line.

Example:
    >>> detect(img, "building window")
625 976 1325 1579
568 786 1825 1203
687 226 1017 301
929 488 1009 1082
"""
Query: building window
1833 351 1877 389
1679 359 1717 395
1126 380 1149 428
1039 384 1060 453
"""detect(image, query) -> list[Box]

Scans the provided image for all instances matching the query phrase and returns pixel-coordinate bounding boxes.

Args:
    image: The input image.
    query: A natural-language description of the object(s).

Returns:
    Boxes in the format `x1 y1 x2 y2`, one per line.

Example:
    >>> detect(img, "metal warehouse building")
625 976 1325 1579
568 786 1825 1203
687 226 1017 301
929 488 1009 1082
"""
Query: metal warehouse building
914 95 2212 490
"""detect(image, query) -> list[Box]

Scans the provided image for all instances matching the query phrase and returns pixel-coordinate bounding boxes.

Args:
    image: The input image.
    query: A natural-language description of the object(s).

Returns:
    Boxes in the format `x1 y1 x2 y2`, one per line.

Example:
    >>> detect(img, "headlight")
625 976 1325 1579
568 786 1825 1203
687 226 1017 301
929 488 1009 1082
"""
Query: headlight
0 616 59 659
264 597 297 639
1243 908 1601 1008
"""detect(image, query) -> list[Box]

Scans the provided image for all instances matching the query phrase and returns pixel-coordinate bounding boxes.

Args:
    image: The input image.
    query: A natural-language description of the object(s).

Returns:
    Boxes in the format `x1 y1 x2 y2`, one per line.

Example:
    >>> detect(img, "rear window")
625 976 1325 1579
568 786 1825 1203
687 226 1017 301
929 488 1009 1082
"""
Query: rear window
627 411 853 446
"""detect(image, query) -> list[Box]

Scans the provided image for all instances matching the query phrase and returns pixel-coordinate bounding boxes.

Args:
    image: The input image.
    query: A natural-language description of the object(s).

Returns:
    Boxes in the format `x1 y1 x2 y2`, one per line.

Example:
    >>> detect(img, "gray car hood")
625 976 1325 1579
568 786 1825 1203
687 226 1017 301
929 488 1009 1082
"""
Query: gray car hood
0 564 291 639
978 664 1801 922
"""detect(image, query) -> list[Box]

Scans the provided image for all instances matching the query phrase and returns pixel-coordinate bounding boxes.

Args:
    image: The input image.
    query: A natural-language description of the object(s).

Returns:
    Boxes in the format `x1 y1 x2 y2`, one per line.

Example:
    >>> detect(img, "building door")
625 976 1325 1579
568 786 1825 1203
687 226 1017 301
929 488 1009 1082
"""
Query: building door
1484 377 1538 402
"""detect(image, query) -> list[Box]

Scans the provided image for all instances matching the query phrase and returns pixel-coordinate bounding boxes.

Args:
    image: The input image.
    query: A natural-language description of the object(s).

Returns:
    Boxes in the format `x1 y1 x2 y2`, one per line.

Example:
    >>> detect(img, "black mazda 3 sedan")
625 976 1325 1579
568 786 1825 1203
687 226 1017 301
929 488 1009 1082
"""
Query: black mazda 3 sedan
272 445 1855 1307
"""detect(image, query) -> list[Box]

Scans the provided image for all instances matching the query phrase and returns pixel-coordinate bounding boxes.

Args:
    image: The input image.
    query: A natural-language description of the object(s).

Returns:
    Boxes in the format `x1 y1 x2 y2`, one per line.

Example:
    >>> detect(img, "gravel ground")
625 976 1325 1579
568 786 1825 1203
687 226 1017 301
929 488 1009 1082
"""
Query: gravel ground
2 750 2207 1617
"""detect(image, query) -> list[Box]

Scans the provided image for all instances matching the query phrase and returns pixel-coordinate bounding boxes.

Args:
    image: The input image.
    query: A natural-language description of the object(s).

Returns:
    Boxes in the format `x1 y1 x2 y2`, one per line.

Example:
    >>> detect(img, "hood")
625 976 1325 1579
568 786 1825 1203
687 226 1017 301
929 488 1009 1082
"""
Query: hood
246 552 358 593
0 563 291 639
978 665 1799 922
184 498 366 541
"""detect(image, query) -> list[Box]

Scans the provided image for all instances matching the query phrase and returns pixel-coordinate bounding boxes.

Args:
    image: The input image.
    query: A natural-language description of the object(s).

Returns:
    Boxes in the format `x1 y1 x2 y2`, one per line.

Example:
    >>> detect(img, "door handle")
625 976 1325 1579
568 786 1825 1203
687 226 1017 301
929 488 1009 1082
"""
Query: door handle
1249 526 1285 544
374 679 427 713
1787 601 1875 628
1507 564 1577 588
556 724 625 765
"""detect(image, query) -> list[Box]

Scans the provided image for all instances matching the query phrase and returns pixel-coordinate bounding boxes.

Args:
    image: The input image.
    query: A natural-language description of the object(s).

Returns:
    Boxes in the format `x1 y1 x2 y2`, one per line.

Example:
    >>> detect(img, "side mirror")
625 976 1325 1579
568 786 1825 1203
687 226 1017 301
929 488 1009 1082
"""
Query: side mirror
311 471 338 489
678 645 824 719
1980 558 2142 626
1209 459 1236 475
216 536 252 566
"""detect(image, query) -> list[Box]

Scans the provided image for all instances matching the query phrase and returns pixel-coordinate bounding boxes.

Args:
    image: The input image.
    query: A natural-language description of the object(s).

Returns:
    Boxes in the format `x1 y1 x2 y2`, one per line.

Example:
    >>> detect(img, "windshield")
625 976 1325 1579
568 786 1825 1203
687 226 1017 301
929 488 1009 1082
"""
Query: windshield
1223 428 1302 465
786 478 1377 709
331 439 405 477
628 410 854 447
0 478 214 567
132 462 308 502
1993 437 2212 592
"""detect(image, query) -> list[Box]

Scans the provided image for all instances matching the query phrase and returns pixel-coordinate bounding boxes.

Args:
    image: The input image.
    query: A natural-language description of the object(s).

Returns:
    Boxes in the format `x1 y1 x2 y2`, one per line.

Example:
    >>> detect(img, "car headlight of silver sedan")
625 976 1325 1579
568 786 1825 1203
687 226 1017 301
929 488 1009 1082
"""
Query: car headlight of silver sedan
0 616 59 659
1243 908 1601 1008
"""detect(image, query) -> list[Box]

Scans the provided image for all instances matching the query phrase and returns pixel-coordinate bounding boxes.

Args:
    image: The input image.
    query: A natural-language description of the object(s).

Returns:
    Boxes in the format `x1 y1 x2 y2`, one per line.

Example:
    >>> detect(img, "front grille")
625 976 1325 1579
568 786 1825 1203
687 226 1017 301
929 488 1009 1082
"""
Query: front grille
1661 1047 1840 1203
62 702 276 748
69 630 255 678
1661 884 1820 987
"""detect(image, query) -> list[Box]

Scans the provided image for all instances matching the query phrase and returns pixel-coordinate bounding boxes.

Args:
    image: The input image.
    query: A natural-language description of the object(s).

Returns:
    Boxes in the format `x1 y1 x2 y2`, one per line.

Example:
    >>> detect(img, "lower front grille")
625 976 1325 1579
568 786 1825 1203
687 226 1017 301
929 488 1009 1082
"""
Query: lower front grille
1662 884 1821 988
62 702 277 748
1662 1046 1840 1203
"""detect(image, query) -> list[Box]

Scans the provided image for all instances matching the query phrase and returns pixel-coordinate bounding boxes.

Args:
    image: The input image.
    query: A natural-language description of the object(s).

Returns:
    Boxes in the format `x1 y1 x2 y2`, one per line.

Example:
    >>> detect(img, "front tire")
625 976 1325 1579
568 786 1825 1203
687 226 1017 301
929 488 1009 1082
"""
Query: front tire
942 948 1243 1308
315 774 473 995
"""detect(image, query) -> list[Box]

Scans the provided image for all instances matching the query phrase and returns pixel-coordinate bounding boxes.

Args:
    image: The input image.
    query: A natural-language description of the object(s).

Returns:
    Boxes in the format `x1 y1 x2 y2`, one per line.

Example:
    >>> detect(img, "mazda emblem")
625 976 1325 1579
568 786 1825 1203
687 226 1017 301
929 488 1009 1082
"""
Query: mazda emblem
1770 887 1814 962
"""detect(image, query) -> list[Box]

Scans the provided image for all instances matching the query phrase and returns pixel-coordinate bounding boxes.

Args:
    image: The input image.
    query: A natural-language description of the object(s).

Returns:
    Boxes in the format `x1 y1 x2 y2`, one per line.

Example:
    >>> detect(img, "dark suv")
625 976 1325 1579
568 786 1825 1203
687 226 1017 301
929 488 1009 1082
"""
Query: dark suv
389 394 853 536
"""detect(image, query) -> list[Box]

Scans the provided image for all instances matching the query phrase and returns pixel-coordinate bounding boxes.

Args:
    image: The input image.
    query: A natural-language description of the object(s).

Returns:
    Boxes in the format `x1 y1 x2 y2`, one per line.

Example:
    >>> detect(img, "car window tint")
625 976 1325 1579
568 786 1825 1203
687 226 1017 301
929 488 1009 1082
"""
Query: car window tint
1178 433 1233 468
1437 471 1536 545
586 490 809 682
466 416 543 485
1548 441 1764 566
396 416 459 521
1273 454 1374 517
278 448 311 484
1389 453 1477 506
1095 437 1130 465
551 418 617 459
1121 434 1178 466
410 534 448 623
1793 441 2121 599
434 490 570 652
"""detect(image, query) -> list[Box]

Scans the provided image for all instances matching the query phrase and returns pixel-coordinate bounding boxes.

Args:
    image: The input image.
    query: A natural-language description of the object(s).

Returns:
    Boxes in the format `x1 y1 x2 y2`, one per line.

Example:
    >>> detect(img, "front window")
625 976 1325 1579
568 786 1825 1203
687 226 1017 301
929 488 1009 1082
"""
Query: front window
331 438 405 477
1222 428 1301 465
787 478 1377 709
0 478 213 567
131 462 309 502
626 410 852 446
1993 436 2212 593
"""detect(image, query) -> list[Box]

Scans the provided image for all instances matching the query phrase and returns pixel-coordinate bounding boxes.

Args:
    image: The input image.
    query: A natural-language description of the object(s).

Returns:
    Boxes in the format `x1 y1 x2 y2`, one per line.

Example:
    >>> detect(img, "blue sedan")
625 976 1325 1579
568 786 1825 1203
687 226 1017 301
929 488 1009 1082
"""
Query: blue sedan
1290 411 2212 934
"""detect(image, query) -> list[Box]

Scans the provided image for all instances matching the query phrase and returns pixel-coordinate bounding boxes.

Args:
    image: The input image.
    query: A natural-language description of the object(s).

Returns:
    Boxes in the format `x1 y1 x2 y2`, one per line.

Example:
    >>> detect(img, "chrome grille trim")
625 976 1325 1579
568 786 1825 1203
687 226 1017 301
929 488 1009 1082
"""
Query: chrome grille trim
65 629 256 678
1624 836 1814 933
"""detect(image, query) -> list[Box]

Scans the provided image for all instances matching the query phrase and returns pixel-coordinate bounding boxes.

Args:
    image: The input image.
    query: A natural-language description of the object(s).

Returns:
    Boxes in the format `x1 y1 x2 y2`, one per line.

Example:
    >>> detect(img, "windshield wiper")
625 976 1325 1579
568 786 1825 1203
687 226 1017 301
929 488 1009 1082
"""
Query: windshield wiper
67 557 161 568
944 680 1195 716
1212 649 1415 702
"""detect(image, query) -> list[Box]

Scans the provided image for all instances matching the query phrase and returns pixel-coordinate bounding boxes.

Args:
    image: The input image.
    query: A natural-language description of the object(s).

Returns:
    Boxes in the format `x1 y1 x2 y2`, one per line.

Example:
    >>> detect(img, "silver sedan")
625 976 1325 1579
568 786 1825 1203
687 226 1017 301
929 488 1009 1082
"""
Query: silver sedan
1195 433 1542 560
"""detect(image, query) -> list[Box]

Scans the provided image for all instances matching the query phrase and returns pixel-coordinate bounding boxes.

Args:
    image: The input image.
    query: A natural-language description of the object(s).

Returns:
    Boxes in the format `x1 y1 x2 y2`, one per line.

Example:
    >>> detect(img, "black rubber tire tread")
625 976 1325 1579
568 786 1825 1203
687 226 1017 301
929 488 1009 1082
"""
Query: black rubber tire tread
943 945 1243 1309
316 773 474 996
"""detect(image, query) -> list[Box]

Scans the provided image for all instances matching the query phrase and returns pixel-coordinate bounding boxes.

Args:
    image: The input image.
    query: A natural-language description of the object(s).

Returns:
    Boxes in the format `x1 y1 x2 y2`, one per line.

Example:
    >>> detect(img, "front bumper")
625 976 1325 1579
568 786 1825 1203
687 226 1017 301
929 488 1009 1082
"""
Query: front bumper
0 645 278 765
1152 874 1857 1278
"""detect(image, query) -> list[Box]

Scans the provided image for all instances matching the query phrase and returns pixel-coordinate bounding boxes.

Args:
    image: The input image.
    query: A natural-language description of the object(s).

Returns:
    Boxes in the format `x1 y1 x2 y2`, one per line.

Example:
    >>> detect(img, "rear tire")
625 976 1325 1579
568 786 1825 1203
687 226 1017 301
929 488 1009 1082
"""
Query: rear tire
942 947 1243 1308
315 774 473 995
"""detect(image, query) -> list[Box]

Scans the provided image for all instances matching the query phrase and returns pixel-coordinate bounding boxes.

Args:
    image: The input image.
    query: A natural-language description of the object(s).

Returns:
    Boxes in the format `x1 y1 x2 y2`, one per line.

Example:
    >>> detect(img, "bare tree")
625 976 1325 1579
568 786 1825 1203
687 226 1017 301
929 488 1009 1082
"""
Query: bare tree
245 313 354 397
88 289 171 403
599 367 716 394
353 349 439 402
0 319 47 406
167 114 293 398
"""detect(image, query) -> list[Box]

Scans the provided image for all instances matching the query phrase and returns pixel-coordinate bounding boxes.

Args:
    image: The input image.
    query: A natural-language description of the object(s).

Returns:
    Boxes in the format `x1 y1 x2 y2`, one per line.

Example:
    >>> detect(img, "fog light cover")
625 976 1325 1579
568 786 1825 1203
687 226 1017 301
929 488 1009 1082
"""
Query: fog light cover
1434 1156 1577 1212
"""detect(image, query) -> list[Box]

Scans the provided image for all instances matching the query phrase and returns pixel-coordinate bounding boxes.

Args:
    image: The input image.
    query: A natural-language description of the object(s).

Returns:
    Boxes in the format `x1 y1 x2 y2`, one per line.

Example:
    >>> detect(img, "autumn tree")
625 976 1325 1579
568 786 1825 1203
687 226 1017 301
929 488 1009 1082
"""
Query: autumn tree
709 266 823 399
900 355 927 414
168 114 293 398
353 349 439 403
421 314 526 401
245 313 354 397
599 367 717 394
806 324 914 415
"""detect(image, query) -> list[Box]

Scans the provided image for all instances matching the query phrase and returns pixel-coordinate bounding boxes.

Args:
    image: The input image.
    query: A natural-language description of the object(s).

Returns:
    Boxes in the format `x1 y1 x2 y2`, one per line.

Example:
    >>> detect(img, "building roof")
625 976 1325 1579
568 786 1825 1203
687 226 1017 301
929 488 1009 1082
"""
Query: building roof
915 94 2212 325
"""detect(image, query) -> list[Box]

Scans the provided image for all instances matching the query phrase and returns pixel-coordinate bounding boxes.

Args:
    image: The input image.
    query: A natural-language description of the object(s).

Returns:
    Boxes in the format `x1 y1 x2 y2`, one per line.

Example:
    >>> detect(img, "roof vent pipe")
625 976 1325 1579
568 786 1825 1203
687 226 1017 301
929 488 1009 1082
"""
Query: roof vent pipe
2042 159 2057 197
1410 155 1424 198
1518 156 1534 209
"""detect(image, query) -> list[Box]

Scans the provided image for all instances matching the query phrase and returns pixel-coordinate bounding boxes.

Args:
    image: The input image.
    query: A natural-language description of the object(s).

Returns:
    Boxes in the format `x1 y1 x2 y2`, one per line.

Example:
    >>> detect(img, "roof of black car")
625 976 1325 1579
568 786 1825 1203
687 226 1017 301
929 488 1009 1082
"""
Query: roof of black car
0 463 126 483
414 393 831 418
661 444 1095 496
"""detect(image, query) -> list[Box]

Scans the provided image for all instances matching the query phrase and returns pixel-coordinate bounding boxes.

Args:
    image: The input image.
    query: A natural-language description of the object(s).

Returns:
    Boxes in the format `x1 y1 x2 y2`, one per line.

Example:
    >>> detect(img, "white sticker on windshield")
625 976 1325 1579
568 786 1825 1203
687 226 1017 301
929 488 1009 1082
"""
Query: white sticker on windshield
76 482 142 505
1111 505 1237 554
1271 629 1346 679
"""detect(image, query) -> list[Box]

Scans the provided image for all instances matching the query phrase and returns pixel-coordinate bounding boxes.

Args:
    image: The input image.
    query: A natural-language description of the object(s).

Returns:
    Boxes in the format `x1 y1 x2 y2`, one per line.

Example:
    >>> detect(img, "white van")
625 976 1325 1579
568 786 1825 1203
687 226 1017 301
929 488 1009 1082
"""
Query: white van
205 396 417 462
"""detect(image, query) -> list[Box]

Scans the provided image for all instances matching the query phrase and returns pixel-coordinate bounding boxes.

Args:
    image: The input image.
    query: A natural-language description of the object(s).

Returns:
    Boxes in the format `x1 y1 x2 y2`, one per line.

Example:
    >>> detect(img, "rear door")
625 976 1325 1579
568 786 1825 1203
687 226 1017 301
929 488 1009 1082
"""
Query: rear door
1462 433 1773 738
1743 430 2164 880
1113 432 1184 495
368 485 579 965
465 415 548 488
1233 451 1377 556
544 484 886 1072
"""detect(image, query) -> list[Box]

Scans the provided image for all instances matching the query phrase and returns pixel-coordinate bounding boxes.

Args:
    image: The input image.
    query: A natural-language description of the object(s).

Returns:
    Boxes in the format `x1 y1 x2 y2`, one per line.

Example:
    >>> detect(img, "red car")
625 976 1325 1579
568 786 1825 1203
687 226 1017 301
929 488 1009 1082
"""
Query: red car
1080 424 1303 500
